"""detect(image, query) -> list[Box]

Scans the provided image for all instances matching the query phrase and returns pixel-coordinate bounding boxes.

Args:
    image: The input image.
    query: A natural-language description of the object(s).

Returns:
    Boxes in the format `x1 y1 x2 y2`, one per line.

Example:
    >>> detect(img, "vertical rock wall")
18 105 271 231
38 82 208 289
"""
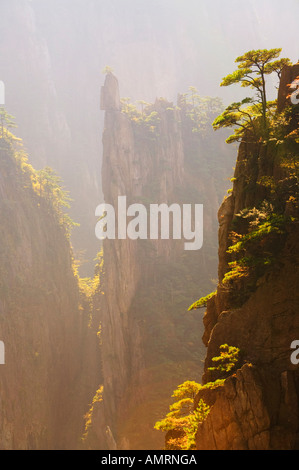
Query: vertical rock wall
196 64 299 450
93 73 234 450
0 140 101 449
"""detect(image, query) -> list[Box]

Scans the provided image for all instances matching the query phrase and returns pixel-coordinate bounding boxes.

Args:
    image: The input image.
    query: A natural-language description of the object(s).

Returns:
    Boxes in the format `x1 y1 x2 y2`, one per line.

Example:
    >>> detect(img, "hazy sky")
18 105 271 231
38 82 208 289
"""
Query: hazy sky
2 0 298 258
68 0 298 103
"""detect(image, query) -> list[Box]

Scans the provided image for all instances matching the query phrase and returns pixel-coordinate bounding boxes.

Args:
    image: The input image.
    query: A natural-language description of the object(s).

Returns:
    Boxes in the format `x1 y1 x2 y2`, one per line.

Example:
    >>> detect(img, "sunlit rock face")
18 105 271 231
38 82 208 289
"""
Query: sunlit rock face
196 64 299 450
1 0 298 451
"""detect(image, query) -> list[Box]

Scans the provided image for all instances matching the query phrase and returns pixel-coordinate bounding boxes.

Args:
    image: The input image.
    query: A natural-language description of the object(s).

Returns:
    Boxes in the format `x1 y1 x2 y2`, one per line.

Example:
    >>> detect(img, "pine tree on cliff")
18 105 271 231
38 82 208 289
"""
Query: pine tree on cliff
213 48 291 143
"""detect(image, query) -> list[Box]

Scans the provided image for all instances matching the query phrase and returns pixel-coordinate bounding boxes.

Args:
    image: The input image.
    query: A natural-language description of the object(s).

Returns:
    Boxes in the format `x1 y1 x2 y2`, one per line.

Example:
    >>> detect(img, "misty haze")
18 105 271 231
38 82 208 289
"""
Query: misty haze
0 0 299 453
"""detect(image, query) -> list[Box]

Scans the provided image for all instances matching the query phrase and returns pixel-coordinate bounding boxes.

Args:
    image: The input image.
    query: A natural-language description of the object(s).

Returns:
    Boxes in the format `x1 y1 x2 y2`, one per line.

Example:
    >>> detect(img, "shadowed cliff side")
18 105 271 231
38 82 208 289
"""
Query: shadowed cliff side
195 63 299 450
0 134 101 449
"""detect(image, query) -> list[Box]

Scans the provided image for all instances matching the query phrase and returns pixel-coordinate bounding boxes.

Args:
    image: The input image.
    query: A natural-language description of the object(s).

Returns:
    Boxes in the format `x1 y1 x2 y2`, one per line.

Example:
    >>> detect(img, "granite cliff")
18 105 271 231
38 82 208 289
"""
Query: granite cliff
195 63 299 450
3 0 298 276
84 72 234 450
0 134 101 449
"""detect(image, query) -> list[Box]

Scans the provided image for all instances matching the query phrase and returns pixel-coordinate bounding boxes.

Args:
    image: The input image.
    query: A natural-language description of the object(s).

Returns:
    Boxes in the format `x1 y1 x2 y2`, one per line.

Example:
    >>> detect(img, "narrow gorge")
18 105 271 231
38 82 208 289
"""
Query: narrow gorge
82 72 234 450
1 0 299 454
0 134 101 449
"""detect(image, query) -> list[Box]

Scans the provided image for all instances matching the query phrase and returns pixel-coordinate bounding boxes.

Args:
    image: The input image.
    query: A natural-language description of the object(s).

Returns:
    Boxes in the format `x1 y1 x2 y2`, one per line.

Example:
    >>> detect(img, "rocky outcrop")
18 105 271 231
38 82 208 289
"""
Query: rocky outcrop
100 73 121 111
197 223 299 449
87 73 235 450
196 64 299 450
277 63 299 112
197 364 299 450
0 139 101 449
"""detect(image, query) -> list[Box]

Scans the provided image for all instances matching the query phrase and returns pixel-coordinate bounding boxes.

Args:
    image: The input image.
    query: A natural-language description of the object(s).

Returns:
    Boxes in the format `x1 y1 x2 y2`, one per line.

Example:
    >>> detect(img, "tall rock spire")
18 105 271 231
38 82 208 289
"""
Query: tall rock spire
100 72 121 111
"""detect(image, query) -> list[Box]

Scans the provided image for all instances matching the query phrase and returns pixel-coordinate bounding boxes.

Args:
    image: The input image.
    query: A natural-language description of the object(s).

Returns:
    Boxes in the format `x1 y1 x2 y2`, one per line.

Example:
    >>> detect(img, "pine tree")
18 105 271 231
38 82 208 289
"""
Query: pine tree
213 49 291 143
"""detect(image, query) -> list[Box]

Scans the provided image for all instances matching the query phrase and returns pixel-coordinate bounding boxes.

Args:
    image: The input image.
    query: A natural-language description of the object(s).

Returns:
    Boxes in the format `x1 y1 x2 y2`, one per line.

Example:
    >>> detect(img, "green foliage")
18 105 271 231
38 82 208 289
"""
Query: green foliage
121 88 224 141
35 167 70 206
268 102 299 175
198 378 226 390
171 381 201 401
120 97 161 136
1 121 78 237
182 400 210 450
78 274 100 299
213 48 292 143
33 166 78 236
264 58 292 78
180 86 223 134
257 175 276 192
221 48 288 88
75 251 103 298
221 196 295 308
82 385 104 441
223 201 288 288
0 107 17 138
154 380 210 450
228 215 285 254
102 65 114 74
154 359 236 448
222 259 251 284
188 290 216 311
213 98 262 143
208 344 240 376
74 249 103 328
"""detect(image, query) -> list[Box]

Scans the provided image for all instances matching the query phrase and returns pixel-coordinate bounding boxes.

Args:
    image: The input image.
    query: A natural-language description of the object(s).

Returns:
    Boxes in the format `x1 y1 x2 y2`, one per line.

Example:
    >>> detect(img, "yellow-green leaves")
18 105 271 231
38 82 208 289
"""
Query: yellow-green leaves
214 48 292 144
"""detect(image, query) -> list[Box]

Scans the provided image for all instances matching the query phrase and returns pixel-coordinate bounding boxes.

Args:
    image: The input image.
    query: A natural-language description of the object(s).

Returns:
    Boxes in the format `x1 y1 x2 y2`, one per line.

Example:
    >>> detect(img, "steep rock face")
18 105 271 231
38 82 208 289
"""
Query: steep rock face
3 1 297 276
0 0 102 275
89 73 234 450
277 63 299 112
95 74 186 450
4 1 298 276
196 364 299 450
0 139 101 449
196 64 299 450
